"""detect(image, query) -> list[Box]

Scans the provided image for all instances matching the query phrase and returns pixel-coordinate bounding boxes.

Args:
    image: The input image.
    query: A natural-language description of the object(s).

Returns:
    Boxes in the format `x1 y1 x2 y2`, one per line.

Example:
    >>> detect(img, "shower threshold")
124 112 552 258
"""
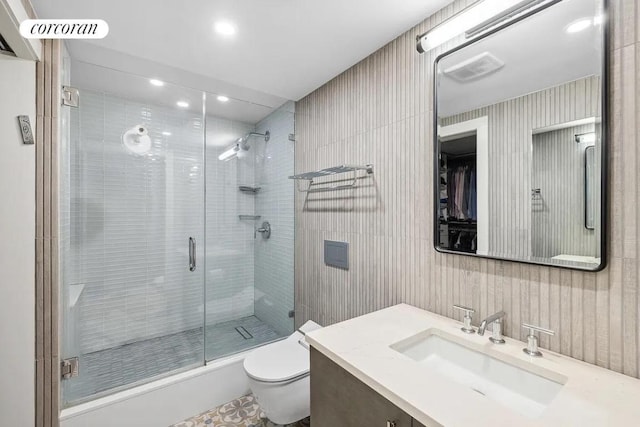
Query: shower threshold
63 315 283 406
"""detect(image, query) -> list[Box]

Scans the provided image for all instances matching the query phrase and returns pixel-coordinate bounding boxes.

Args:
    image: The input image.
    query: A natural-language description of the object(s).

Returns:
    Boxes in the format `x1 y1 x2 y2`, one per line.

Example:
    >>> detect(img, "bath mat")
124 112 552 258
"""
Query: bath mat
170 394 311 427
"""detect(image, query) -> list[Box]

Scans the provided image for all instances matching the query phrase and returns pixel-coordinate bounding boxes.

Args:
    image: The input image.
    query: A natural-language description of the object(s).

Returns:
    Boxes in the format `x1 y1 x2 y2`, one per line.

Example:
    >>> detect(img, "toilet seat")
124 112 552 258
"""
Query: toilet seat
244 333 309 383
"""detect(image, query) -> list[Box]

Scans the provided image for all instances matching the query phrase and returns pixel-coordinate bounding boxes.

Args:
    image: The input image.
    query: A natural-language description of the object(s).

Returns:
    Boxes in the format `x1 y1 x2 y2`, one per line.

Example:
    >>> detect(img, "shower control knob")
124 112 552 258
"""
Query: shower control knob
255 221 271 239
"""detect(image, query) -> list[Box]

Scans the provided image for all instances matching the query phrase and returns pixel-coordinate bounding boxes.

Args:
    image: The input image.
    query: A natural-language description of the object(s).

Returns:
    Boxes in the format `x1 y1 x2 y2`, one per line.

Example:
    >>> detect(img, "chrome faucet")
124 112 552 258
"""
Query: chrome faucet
477 311 506 344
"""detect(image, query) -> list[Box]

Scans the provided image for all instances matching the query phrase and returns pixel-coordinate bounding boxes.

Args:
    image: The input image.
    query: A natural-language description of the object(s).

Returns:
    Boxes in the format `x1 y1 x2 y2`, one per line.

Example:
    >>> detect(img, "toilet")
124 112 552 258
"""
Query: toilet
243 320 321 425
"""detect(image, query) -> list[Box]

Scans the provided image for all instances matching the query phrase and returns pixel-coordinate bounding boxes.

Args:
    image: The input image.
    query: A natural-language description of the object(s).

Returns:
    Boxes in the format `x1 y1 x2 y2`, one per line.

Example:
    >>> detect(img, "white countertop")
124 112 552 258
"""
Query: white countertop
306 304 640 427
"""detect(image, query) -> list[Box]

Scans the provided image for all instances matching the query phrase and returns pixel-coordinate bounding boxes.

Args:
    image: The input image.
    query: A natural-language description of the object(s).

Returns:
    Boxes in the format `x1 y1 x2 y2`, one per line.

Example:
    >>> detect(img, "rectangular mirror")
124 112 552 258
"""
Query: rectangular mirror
434 0 606 271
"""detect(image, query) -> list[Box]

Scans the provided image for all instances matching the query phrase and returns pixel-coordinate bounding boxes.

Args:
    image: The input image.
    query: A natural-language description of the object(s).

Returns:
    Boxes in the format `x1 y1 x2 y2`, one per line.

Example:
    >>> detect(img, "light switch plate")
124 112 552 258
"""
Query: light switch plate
17 115 34 144
324 240 349 270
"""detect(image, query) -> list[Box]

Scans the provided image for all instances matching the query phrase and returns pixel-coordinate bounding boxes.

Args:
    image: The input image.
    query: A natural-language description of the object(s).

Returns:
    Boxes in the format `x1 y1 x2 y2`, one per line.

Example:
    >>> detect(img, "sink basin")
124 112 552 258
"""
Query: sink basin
390 329 567 419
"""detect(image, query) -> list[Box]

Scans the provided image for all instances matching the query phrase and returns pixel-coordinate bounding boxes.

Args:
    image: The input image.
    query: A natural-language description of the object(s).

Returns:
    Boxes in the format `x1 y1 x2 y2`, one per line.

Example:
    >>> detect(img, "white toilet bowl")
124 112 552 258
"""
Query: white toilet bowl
243 321 321 425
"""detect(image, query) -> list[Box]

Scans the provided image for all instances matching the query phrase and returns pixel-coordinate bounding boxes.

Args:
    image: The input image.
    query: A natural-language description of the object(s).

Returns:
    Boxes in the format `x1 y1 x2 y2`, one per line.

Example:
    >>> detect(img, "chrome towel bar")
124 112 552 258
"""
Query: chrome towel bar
288 164 373 193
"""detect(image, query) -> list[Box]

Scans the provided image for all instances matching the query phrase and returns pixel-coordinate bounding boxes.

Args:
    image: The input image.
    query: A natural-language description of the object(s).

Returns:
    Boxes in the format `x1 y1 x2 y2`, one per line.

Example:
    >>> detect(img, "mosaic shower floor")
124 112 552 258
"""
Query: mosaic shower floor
171 394 311 427
64 316 282 405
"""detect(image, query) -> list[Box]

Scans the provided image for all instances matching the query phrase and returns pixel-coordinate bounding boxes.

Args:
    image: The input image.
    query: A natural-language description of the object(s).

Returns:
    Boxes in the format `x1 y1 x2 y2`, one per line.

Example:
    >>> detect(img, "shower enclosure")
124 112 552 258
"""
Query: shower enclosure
59 62 295 406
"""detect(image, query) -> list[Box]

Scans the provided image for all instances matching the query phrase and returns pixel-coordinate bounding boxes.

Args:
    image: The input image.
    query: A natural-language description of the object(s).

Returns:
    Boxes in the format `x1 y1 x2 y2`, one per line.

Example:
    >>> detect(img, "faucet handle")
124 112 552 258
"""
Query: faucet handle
522 323 554 357
453 305 475 334
453 304 474 314
522 323 555 336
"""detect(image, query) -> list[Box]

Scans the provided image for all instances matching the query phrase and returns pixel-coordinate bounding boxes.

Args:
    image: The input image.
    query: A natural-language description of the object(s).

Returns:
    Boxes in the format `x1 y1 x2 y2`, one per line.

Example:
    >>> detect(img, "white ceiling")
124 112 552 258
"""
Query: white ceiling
71 60 278 124
32 0 453 111
437 0 603 117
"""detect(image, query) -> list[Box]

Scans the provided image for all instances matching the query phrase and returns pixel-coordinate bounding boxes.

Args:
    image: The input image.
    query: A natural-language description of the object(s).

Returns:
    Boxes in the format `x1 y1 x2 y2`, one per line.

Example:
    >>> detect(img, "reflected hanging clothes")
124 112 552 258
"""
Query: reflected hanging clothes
446 164 476 221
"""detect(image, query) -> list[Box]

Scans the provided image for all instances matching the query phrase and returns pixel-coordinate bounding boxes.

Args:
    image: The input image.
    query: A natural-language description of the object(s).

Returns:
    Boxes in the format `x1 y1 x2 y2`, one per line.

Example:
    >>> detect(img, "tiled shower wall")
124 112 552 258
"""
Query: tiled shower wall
205 103 295 335
66 90 205 353
66 92 295 354
205 116 256 326
254 101 296 336
295 0 640 379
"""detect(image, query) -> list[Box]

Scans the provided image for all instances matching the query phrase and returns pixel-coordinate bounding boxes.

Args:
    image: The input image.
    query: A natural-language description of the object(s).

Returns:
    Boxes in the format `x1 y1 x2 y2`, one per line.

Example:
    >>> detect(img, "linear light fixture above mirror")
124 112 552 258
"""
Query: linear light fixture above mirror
417 0 558 53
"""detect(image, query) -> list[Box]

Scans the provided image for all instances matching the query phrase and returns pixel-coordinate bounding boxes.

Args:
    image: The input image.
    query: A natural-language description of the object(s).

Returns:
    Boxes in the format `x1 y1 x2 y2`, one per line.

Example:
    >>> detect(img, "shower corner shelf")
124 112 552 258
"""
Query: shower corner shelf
288 164 374 193
239 186 261 194
239 215 261 221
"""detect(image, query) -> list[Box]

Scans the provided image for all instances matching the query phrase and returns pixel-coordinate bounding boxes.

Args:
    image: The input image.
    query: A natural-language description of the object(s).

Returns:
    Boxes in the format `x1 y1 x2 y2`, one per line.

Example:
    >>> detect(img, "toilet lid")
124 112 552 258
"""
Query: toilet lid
244 336 309 383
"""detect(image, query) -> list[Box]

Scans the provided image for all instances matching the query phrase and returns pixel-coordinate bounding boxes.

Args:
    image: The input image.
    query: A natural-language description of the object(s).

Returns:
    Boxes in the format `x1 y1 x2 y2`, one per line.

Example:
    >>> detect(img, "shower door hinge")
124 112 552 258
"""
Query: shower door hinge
288 133 296 142
62 86 80 108
61 357 79 380
288 310 295 318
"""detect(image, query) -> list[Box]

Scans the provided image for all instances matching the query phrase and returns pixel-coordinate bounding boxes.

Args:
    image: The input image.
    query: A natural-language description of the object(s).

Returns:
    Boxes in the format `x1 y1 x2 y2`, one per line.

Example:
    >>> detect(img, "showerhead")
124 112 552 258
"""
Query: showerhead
236 135 250 150
219 131 270 161
122 124 151 155
236 131 270 150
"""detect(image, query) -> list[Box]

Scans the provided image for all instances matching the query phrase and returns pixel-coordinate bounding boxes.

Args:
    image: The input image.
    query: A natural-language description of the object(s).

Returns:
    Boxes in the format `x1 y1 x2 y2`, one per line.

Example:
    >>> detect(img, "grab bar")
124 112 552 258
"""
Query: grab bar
189 237 196 271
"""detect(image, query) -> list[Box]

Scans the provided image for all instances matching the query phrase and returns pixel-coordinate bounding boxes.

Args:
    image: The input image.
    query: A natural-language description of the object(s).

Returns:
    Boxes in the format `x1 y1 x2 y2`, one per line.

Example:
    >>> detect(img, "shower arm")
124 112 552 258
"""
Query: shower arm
250 131 270 141
242 131 270 143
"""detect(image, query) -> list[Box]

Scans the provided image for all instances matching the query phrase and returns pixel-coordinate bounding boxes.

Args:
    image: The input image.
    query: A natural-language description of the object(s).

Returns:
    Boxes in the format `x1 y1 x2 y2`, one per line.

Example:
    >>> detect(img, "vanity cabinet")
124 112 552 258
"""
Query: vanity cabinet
310 347 426 427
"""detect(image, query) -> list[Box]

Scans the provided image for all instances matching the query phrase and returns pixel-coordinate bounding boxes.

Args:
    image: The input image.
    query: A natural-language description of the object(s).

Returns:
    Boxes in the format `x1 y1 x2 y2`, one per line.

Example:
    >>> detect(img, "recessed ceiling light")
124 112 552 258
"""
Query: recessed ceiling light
217 95 230 102
214 21 236 37
176 101 189 108
149 79 165 87
162 131 172 136
565 18 592 34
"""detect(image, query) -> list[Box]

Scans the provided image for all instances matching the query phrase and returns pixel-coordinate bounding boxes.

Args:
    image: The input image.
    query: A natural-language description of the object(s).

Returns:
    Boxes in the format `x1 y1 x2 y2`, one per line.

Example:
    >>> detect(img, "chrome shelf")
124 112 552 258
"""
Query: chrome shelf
238 215 261 221
288 164 373 193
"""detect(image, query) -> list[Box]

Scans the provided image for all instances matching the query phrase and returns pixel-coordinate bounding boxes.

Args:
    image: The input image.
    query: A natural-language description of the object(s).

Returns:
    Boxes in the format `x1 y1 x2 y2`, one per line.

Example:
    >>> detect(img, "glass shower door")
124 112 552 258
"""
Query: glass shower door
60 66 205 406
204 97 295 361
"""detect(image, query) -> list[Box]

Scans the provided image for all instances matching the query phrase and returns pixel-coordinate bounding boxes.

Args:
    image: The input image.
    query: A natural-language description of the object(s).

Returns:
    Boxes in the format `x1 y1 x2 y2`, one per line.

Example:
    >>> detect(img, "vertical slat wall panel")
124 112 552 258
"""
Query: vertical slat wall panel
20 0 36 19
50 40 61 421
294 0 640 379
35 39 61 427
35 39 46 427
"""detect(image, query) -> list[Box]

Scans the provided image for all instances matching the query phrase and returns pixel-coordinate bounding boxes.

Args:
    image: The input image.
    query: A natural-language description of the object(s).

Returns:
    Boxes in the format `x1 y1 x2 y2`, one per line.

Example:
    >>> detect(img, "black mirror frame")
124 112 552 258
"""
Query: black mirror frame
432 0 609 272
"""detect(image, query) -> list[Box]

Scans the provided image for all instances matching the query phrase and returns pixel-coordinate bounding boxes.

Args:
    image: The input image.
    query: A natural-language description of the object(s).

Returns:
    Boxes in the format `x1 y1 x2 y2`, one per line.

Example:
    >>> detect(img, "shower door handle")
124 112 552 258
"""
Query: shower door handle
189 237 196 272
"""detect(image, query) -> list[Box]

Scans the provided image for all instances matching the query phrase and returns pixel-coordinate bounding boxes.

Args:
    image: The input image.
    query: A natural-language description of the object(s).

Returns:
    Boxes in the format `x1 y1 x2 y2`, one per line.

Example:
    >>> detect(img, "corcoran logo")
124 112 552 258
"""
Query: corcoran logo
20 19 109 39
